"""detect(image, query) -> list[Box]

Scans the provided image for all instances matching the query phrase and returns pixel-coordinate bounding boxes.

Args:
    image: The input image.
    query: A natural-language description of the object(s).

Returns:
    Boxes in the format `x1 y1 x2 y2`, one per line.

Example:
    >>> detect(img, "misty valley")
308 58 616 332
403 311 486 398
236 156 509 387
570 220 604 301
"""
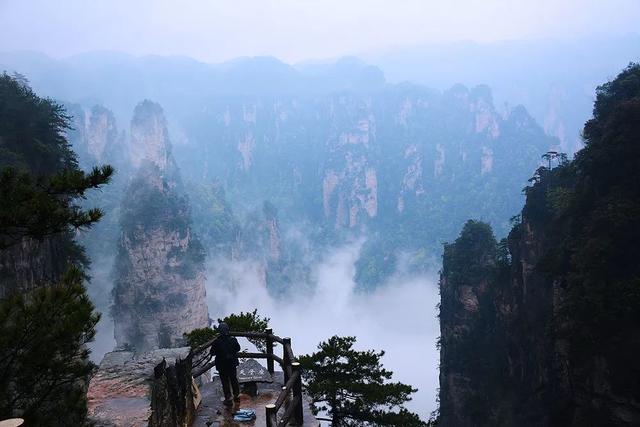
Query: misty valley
1 23 639 427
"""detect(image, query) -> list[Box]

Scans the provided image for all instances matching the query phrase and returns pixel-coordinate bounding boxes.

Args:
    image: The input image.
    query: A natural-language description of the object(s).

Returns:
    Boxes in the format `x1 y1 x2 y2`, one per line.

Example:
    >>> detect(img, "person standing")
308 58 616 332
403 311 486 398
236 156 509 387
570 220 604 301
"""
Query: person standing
210 322 241 406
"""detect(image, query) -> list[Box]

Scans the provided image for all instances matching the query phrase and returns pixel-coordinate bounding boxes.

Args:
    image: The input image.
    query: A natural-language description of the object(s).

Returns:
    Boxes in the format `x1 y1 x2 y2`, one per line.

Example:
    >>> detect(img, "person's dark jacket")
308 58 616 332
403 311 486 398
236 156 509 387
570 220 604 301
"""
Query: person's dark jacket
210 334 241 371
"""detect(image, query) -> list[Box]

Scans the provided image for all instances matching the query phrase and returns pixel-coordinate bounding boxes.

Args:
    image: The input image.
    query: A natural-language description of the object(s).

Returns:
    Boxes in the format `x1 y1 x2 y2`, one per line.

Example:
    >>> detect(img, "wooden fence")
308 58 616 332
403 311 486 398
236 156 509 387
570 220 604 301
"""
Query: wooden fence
189 328 304 426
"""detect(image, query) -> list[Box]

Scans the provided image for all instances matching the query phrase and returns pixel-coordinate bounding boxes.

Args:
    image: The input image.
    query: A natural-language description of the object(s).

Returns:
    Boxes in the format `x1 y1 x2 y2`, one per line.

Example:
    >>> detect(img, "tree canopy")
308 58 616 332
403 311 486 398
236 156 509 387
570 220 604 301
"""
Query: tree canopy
0 73 112 425
437 63 640 425
0 266 100 424
537 63 640 394
184 309 271 351
299 335 426 426
0 72 113 249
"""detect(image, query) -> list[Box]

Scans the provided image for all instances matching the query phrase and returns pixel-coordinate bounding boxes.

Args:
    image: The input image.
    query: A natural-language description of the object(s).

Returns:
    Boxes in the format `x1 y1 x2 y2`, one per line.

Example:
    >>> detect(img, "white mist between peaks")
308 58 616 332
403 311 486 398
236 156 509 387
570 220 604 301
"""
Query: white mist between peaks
206 240 440 419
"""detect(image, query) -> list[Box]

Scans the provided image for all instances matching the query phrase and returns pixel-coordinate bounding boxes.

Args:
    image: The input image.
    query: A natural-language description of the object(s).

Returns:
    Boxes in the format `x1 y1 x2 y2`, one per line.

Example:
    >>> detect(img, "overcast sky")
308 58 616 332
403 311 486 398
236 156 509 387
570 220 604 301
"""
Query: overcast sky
1 0 639 63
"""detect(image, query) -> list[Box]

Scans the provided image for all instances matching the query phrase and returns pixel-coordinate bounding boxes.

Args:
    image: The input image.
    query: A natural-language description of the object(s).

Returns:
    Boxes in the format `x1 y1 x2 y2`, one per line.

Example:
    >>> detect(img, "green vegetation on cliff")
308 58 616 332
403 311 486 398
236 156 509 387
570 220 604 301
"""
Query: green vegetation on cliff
438 63 640 426
0 73 113 251
438 220 510 425
0 267 100 424
525 63 640 414
0 73 112 425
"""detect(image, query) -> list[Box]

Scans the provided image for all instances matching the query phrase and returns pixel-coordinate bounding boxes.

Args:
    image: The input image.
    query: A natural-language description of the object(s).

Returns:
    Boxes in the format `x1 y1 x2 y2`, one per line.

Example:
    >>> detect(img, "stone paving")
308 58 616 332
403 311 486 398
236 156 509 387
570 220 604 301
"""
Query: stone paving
193 372 317 427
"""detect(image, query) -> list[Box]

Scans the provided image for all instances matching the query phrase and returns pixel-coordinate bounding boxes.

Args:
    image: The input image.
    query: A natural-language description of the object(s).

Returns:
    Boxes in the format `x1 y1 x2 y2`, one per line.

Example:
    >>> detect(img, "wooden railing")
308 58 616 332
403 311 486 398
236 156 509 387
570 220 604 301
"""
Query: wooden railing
189 328 304 426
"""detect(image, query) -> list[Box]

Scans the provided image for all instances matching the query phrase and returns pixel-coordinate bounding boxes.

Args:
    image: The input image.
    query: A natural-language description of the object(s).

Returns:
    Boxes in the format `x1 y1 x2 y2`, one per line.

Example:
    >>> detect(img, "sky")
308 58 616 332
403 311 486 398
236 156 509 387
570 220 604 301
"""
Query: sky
1 0 640 63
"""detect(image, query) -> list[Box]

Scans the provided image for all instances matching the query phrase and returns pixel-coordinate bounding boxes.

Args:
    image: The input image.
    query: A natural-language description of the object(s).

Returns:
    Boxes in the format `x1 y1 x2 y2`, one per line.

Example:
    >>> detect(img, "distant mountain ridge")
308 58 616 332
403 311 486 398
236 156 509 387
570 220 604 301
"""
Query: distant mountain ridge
363 34 640 153
3 34 638 156
0 50 385 124
1 48 584 291
59 82 556 294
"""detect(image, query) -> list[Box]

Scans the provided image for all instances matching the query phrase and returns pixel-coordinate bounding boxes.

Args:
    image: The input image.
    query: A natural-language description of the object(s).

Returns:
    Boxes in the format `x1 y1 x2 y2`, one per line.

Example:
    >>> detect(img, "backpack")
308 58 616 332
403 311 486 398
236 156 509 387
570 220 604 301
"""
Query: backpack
213 336 239 368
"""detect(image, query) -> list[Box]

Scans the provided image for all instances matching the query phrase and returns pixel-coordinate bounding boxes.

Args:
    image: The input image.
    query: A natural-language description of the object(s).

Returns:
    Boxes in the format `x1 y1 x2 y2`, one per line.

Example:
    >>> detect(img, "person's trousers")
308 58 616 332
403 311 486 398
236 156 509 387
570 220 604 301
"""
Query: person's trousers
218 366 240 400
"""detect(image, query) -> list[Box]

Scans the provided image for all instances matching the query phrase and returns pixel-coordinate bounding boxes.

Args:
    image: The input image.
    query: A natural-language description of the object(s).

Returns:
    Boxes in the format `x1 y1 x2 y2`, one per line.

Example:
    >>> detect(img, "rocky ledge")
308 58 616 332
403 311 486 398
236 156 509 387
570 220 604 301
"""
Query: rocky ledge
87 347 197 427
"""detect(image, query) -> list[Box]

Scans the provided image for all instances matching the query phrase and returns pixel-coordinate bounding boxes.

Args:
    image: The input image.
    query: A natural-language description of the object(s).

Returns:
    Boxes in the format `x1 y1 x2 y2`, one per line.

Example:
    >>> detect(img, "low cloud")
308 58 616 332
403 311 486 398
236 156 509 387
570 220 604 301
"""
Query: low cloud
87 256 117 362
207 240 440 418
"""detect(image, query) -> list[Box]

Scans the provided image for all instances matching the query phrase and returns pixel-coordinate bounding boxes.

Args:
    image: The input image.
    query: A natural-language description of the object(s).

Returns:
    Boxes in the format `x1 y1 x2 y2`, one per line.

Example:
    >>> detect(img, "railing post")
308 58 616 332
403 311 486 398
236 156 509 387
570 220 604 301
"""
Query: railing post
266 327 274 375
283 337 292 384
292 362 304 426
266 404 277 427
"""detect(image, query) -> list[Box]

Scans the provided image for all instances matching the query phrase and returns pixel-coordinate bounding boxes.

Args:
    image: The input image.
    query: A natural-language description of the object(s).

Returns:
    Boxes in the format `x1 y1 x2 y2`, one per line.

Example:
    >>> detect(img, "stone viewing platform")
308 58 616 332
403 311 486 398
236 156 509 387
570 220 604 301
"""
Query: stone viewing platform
86 329 314 426
87 350 316 426
193 371 316 427
190 330 310 427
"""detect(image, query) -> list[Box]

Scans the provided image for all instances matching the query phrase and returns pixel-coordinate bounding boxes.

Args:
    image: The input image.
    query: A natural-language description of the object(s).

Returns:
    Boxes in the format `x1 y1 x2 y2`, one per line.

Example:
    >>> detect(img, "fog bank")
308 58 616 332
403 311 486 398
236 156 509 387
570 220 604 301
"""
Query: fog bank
207 241 440 419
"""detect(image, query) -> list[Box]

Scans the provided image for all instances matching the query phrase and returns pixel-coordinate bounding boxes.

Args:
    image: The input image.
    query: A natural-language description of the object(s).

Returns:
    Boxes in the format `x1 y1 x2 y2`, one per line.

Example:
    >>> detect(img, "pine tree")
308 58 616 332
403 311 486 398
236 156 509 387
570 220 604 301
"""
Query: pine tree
0 73 113 424
299 335 426 426
185 309 271 351
0 72 113 249
0 267 100 424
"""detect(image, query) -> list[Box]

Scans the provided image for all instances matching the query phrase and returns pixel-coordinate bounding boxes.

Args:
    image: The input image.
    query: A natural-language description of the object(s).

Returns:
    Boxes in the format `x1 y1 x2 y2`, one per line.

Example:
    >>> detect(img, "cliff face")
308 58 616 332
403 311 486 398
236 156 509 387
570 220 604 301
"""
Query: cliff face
438 219 558 426
438 221 507 426
0 93 95 298
0 236 72 297
66 103 125 167
440 216 639 426
112 101 208 353
176 84 554 290
87 347 196 427
322 103 377 228
180 84 553 241
438 65 640 426
13 73 556 294
128 101 172 171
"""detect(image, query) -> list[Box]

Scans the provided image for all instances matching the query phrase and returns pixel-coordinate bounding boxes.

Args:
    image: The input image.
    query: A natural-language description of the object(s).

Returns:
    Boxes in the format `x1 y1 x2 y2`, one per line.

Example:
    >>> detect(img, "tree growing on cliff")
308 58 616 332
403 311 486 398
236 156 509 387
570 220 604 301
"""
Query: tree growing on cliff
0 164 113 249
436 64 640 426
299 335 426 427
0 267 100 424
537 63 640 414
0 73 113 249
0 73 112 424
